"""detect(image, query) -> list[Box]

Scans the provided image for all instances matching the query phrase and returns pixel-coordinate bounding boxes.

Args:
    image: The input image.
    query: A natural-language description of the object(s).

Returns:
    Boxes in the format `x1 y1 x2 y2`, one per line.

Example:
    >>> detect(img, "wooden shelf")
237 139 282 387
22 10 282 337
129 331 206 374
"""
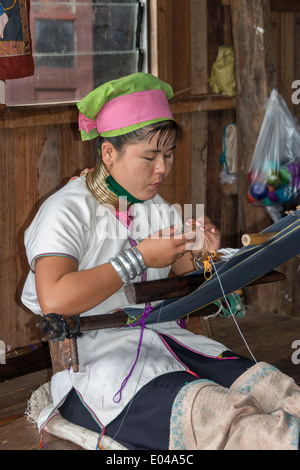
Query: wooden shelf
170 93 236 114
223 0 300 12
0 104 78 129
0 93 236 129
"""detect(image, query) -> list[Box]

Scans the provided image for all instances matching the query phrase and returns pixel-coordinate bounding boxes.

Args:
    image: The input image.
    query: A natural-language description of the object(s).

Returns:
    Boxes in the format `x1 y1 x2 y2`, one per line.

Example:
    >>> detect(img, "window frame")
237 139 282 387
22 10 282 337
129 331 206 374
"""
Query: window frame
0 0 149 108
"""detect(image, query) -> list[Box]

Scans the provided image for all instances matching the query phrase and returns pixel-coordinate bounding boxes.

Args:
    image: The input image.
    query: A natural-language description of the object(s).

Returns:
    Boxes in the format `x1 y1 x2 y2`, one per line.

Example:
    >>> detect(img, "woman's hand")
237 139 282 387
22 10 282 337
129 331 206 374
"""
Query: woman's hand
184 216 221 257
137 225 196 268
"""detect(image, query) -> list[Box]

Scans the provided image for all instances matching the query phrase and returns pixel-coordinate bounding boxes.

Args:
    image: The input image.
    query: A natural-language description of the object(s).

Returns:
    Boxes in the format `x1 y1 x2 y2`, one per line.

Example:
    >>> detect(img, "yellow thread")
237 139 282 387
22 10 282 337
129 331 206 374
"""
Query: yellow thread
203 251 216 280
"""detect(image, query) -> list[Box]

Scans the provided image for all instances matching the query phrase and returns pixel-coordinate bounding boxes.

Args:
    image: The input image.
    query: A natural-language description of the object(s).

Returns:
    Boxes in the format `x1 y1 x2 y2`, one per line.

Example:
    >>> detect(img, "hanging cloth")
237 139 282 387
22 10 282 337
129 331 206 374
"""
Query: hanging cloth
0 0 34 79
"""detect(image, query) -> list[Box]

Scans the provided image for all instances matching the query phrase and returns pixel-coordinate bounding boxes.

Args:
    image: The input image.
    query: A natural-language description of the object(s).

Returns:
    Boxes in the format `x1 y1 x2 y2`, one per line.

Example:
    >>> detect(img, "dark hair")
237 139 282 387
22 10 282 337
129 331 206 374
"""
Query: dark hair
96 120 184 160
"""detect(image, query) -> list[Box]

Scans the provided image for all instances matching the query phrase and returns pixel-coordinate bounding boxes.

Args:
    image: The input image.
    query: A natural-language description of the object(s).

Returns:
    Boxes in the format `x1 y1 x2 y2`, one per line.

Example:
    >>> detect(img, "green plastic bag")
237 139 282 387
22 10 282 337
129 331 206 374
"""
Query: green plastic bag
209 46 236 97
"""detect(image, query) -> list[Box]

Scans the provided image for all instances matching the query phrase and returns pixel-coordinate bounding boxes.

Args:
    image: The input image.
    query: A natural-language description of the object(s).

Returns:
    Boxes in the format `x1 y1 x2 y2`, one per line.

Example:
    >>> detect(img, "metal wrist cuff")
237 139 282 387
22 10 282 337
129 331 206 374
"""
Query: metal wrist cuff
123 248 145 276
117 252 137 280
110 258 131 285
130 247 147 272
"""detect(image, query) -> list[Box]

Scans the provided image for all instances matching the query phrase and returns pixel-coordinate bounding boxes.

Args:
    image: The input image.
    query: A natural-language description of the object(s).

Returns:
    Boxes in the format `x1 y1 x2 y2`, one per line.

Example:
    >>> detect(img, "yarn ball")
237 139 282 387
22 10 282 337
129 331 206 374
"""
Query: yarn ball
248 170 262 184
279 168 291 185
263 197 272 206
266 171 281 187
292 176 300 195
286 162 300 178
268 190 278 202
247 192 255 204
250 182 269 200
275 185 293 203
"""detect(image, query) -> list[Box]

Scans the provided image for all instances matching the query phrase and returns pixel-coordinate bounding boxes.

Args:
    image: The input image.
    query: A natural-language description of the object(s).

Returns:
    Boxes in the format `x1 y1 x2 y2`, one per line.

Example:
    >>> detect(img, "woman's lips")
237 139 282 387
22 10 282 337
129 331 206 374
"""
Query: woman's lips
150 180 163 189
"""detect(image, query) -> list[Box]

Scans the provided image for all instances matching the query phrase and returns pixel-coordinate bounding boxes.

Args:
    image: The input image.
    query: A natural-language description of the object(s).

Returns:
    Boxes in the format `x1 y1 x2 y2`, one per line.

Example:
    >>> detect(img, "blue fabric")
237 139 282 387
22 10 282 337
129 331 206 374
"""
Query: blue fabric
142 211 300 324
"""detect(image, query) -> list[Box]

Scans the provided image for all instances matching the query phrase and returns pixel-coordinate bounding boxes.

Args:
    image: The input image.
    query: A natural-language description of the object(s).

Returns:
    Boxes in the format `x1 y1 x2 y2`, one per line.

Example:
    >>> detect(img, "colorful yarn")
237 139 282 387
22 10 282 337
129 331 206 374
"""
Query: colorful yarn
96 426 106 450
37 432 46 449
212 293 245 319
176 315 190 328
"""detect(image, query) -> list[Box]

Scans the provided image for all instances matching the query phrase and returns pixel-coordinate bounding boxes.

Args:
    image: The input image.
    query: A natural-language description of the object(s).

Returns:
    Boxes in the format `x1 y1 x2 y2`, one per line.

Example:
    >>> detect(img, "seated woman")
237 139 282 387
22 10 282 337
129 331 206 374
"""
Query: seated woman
22 73 300 450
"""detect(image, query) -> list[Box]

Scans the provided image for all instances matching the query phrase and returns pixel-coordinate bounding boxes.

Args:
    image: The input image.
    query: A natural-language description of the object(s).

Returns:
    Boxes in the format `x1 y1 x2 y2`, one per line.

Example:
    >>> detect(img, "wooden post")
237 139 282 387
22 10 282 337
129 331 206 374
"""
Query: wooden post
230 0 277 234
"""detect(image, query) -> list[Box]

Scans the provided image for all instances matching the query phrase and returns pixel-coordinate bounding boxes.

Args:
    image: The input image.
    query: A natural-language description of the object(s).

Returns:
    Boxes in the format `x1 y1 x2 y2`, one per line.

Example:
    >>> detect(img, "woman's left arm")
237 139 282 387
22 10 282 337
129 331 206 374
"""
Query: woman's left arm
170 216 221 276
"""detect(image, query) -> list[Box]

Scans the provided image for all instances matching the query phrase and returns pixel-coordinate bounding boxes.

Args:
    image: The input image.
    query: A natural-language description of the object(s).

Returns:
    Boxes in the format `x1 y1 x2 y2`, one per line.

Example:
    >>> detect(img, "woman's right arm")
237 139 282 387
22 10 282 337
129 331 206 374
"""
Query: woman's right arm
35 256 123 317
35 226 193 317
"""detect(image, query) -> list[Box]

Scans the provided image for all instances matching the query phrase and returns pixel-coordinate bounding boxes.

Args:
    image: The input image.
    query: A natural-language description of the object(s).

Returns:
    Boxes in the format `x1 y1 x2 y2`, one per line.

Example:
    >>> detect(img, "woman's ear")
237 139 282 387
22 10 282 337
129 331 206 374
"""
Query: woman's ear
101 141 117 169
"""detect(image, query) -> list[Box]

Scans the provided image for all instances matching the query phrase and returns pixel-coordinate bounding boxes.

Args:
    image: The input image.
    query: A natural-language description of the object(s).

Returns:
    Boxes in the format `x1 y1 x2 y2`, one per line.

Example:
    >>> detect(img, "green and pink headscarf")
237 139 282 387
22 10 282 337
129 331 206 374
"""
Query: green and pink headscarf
77 72 174 140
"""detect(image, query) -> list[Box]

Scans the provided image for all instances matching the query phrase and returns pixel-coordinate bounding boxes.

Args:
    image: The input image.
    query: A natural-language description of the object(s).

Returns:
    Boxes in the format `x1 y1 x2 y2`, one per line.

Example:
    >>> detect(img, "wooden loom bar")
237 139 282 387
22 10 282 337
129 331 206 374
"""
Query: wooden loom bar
241 232 277 246
76 270 285 330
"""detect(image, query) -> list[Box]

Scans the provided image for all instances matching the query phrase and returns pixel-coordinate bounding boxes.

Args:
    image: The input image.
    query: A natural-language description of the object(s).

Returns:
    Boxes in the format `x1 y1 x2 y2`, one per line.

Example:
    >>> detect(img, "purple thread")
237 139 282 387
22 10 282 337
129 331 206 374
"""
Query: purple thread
113 235 152 403
176 317 188 328
113 303 152 403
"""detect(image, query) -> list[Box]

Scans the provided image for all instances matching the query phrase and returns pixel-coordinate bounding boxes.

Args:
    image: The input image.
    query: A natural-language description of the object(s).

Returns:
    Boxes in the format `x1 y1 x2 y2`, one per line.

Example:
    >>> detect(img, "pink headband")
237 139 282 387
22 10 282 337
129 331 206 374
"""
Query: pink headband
78 89 173 136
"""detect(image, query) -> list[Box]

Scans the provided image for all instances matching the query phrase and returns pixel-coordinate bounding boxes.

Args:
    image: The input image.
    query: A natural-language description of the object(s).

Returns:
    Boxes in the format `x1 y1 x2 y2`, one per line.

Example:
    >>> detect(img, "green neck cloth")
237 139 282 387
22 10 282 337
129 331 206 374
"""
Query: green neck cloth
105 175 144 204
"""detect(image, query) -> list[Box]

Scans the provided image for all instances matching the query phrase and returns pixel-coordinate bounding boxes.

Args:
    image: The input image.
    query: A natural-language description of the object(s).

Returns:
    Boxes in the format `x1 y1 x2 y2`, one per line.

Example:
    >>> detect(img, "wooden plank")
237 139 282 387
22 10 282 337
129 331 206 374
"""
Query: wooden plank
230 0 277 235
227 0 300 13
0 344 51 382
149 0 173 83
0 128 19 349
190 0 208 211
0 105 78 129
270 0 300 13
170 94 236 113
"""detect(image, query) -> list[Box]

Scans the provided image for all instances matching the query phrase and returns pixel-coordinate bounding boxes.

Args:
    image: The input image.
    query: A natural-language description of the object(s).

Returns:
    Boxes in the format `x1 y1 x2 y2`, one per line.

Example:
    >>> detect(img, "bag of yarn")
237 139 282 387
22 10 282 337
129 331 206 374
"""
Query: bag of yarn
248 89 300 207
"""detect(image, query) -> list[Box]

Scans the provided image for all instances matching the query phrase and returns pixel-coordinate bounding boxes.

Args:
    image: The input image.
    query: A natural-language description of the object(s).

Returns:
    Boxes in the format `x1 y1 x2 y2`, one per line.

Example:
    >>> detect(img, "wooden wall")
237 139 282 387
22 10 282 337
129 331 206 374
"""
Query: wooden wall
0 0 299 349
0 110 96 348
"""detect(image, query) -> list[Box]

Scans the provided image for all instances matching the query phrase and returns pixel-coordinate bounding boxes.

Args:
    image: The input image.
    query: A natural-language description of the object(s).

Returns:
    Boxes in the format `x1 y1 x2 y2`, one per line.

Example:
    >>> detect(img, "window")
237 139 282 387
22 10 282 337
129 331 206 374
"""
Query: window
4 0 148 106
34 19 75 68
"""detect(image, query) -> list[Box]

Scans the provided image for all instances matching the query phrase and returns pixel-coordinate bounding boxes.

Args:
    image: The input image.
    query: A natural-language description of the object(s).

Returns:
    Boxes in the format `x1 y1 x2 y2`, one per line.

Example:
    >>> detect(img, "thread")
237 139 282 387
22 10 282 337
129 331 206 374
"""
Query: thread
210 257 257 364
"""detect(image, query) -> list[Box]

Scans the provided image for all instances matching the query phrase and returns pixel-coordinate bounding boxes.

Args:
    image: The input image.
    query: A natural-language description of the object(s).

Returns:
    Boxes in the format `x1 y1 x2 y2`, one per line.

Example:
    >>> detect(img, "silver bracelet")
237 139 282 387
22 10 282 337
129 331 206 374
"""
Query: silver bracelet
130 246 147 272
124 247 147 276
110 258 131 285
117 252 137 279
110 247 147 285
123 249 144 276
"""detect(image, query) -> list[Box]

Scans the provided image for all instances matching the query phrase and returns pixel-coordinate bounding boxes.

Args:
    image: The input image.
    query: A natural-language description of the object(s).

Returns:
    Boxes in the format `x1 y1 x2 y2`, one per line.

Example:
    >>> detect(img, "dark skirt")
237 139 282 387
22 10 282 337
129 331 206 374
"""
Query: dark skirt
59 335 255 450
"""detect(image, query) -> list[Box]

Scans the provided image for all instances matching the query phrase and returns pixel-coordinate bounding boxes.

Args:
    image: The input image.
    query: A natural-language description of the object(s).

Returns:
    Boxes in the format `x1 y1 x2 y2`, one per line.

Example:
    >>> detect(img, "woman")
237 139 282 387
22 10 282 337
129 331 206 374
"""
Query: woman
22 73 300 450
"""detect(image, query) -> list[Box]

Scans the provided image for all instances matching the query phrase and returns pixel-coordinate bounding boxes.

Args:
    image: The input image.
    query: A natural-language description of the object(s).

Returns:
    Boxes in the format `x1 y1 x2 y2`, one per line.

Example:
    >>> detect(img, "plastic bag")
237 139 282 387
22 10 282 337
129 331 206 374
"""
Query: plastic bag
219 123 237 184
209 46 236 97
248 89 300 207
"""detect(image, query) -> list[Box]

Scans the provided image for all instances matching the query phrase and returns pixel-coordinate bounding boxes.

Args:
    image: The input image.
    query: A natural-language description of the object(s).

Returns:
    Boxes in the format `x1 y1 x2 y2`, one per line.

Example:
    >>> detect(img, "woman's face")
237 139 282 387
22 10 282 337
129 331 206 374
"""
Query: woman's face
102 132 176 201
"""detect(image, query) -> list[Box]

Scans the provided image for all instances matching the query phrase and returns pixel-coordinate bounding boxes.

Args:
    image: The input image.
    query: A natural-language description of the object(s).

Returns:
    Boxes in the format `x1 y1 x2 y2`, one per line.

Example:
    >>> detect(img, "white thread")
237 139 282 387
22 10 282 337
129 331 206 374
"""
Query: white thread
211 258 258 364
217 247 240 261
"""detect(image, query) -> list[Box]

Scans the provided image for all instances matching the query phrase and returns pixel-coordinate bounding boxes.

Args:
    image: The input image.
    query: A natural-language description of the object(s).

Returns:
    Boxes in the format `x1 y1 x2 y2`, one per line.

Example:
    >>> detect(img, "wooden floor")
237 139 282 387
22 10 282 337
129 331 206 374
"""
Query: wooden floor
1 306 300 450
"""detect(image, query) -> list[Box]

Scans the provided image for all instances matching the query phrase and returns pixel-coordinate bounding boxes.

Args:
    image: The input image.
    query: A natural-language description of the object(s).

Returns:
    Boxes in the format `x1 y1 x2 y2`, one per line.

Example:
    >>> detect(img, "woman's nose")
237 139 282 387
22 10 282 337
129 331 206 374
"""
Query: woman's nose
154 157 167 175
